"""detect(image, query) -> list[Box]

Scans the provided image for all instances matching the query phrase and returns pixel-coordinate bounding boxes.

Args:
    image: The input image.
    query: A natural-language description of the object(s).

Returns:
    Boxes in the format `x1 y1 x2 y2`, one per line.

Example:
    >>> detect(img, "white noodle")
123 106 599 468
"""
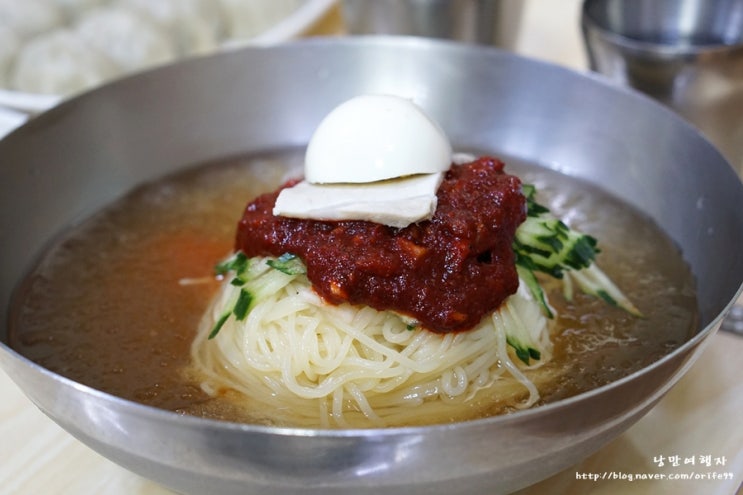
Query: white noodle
190 257 554 427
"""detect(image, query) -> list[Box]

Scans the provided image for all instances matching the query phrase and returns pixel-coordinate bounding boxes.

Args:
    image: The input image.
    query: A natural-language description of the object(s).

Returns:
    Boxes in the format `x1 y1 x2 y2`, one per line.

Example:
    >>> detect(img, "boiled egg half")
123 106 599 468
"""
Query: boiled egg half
304 94 452 183
273 95 453 228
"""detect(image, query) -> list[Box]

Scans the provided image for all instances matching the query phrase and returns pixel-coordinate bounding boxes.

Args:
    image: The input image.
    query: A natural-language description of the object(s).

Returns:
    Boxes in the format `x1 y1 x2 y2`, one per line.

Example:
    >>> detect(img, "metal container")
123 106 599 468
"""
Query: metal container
341 0 523 48
581 0 743 172
1 38 742 495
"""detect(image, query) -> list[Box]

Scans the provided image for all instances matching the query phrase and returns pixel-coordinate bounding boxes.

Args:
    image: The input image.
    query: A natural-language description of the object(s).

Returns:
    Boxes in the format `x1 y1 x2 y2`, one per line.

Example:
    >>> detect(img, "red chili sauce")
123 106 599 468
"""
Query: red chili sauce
235 157 527 333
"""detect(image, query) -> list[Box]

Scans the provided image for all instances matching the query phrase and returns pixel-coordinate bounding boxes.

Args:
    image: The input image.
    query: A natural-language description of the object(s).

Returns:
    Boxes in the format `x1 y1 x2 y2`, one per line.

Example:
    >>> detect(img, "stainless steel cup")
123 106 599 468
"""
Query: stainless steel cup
581 0 743 173
341 0 523 48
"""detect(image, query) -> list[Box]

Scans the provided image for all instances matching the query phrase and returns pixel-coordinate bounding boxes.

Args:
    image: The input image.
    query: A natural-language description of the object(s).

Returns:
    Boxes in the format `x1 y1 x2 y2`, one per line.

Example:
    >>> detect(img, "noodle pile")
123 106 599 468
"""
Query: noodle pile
191 257 554 428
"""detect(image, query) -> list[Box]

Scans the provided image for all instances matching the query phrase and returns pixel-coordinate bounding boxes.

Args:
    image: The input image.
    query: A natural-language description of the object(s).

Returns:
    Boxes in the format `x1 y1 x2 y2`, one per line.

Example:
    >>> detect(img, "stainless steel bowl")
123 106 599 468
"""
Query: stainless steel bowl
1 38 741 495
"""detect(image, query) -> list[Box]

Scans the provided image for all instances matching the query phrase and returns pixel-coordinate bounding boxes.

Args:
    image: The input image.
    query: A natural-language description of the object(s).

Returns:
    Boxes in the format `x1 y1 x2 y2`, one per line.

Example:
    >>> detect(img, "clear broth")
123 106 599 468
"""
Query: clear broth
8 150 698 425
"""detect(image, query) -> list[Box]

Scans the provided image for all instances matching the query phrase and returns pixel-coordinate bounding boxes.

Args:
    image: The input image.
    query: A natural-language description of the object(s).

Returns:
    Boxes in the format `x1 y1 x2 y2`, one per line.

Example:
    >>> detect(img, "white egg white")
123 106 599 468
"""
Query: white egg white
304 94 452 184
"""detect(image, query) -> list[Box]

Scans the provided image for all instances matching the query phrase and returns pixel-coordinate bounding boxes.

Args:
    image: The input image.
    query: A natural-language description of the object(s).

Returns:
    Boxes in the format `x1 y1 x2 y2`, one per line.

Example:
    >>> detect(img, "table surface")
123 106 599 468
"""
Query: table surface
2 1 742 494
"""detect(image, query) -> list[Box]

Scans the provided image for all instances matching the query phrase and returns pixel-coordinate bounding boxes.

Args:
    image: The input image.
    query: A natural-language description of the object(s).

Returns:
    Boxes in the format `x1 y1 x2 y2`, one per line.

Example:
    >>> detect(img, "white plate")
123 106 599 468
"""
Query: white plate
0 106 27 138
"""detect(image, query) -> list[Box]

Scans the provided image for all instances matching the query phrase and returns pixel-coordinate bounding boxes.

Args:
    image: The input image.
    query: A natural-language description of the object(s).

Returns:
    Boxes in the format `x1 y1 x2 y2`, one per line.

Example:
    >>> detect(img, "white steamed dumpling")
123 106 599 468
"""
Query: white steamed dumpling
9 29 119 95
217 0 302 40
0 0 63 40
0 26 20 87
118 0 221 56
0 0 313 96
74 6 177 72
50 0 106 22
